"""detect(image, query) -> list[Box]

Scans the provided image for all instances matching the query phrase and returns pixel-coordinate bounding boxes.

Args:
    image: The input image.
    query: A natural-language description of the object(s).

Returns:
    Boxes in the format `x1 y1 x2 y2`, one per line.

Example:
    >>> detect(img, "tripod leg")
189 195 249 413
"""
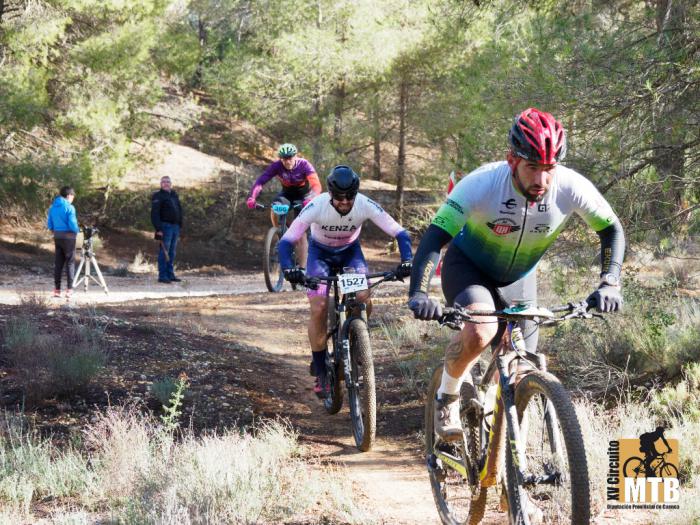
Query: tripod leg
90 256 110 294
85 257 91 292
73 258 85 289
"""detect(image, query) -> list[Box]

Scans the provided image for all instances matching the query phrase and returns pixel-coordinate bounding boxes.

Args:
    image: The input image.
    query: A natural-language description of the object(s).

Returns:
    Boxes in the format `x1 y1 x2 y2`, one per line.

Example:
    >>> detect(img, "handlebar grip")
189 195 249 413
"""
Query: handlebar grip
304 278 319 290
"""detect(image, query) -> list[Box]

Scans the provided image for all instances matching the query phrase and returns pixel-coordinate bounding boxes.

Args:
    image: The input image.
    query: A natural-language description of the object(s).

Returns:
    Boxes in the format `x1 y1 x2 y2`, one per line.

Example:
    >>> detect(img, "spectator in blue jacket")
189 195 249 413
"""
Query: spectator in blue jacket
47 186 79 298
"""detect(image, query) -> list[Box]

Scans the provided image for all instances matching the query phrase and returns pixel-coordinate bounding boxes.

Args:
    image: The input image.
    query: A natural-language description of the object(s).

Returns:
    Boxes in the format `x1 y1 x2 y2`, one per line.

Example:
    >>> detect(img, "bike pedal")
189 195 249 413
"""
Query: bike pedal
427 454 447 482
465 398 484 417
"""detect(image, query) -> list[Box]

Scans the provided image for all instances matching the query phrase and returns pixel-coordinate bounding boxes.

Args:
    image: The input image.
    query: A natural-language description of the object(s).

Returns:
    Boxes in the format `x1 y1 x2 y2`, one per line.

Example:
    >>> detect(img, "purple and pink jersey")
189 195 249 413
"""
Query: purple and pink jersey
249 158 322 200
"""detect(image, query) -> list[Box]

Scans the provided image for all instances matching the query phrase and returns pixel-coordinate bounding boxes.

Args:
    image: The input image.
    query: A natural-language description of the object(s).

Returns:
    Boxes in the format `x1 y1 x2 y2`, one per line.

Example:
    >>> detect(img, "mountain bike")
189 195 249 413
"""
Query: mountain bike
256 200 303 292
305 270 400 452
425 300 599 525
623 450 679 479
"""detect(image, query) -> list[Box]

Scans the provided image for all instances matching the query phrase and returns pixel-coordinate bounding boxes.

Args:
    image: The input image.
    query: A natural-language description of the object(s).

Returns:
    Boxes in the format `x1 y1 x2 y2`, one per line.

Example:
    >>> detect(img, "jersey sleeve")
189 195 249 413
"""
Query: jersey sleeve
363 196 404 237
249 162 280 197
568 172 618 232
280 217 310 244
431 176 473 236
307 172 322 195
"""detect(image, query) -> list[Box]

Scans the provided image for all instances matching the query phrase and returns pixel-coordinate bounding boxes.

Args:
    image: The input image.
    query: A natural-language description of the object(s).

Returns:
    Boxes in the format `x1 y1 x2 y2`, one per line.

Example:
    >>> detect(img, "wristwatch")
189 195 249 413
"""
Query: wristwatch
600 273 621 288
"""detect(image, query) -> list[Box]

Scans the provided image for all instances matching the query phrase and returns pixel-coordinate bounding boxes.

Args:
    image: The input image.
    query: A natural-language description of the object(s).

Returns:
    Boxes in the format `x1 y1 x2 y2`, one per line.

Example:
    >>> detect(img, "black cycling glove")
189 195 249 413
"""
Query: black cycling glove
284 267 306 285
395 260 412 280
408 292 443 320
587 285 623 313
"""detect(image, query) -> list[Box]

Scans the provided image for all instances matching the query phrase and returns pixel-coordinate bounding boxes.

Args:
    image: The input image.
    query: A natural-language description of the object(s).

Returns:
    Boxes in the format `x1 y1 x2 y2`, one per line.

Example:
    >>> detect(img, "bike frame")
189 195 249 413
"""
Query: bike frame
432 321 552 492
319 272 395 394
433 302 594 494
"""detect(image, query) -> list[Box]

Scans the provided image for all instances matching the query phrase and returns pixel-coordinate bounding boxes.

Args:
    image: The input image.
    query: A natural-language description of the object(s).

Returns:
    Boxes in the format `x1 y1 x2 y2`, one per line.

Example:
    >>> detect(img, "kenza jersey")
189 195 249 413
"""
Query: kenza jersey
282 192 404 249
432 161 618 283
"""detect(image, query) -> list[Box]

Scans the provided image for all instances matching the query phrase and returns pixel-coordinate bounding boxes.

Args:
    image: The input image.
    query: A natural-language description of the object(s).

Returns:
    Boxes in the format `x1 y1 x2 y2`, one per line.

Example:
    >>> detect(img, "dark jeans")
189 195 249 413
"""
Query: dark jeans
54 238 76 289
158 222 180 280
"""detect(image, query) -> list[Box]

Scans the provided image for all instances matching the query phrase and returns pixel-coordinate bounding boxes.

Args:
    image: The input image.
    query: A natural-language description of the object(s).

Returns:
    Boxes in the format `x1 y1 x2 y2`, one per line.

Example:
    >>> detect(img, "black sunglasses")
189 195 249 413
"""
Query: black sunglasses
332 193 356 202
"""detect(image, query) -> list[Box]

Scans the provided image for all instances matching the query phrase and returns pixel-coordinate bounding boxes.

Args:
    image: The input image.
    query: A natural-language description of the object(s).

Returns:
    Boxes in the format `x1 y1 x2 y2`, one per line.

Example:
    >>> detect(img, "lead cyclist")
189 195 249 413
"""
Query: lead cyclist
279 165 413 397
407 107 626 442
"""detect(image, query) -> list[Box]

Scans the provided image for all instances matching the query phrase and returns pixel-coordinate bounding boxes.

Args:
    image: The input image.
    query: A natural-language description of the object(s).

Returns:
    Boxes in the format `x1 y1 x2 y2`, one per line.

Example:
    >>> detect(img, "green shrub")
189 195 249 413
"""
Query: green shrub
2 314 108 403
149 377 178 407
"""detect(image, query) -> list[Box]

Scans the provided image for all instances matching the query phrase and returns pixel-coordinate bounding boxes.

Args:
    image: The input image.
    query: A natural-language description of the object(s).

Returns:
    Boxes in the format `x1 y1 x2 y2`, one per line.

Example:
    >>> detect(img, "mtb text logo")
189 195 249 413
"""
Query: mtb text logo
607 426 680 511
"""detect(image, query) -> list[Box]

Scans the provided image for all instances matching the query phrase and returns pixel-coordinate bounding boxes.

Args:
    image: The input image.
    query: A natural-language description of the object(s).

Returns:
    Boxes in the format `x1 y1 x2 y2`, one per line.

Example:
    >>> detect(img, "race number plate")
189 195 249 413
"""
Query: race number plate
272 203 290 215
338 273 368 294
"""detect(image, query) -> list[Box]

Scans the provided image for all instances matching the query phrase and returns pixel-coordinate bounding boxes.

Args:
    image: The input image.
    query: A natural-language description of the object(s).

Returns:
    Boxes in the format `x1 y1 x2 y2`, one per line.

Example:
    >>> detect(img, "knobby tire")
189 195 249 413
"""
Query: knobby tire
348 319 376 452
263 227 284 292
506 370 590 525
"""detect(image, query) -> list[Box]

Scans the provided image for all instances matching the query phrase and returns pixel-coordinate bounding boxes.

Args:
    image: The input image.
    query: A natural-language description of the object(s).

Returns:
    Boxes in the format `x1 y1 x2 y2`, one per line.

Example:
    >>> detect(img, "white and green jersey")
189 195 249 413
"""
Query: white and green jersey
433 161 617 283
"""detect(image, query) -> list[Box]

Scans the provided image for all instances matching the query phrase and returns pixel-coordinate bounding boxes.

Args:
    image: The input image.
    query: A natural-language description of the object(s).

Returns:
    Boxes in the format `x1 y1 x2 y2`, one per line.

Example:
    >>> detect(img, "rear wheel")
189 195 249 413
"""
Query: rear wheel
505 371 590 525
347 319 376 452
425 365 486 525
263 227 284 292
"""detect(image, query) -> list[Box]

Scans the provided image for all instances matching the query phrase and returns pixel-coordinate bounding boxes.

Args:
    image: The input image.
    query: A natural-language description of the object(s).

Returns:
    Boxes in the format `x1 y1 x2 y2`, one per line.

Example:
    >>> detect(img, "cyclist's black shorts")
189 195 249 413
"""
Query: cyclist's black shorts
441 242 539 352
275 181 315 215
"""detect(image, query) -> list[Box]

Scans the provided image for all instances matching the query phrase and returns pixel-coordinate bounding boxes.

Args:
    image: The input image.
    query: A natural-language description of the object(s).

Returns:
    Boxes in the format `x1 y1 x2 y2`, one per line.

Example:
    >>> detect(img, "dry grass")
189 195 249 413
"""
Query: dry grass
127 251 156 274
0 408 369 524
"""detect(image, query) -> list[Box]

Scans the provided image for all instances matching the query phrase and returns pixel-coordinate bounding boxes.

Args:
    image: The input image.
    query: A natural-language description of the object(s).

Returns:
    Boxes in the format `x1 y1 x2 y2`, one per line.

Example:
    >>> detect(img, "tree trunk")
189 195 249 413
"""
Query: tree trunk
193 16 208 88
333 79 346 156
311 0 324 165
652 0 690 225
395 77 408 224
372 101 382 180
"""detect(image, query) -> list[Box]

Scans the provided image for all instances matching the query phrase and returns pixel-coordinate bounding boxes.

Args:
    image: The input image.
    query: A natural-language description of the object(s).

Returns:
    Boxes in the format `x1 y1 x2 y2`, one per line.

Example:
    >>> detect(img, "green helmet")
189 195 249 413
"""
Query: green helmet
278 143 298 158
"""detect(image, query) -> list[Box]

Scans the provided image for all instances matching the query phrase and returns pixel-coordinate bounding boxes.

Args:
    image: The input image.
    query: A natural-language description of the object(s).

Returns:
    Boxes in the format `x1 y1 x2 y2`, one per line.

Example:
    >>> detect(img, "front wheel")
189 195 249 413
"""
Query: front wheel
263 227 284 292
425 365 486 525
506 370 590 525
347 319 376 452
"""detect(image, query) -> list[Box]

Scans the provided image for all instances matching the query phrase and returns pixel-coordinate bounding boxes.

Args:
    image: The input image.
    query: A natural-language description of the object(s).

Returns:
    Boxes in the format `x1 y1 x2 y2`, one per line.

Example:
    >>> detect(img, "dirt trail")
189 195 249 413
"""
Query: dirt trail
167 285 443 524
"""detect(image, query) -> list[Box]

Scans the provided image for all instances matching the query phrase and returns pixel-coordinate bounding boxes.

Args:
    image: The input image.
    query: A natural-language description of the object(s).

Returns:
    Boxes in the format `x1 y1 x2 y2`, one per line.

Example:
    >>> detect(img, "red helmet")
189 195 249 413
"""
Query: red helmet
508 108 567 164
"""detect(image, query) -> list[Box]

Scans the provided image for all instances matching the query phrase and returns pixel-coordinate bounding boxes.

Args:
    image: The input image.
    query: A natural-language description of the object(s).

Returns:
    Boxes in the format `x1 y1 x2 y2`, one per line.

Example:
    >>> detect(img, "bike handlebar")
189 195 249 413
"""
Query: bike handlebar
254 201 304 211
304 271 399 290
439 298 600 328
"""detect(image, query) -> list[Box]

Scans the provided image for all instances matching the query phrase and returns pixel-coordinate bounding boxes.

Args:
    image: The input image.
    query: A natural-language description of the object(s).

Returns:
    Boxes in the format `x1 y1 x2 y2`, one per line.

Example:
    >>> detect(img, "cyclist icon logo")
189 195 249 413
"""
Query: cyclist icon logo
607 427 681 505
623 426 680 480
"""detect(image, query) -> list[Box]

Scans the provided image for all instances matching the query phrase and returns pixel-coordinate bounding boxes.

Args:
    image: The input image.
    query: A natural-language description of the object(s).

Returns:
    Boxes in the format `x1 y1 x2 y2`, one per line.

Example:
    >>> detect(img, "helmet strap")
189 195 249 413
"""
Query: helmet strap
506 150 521 174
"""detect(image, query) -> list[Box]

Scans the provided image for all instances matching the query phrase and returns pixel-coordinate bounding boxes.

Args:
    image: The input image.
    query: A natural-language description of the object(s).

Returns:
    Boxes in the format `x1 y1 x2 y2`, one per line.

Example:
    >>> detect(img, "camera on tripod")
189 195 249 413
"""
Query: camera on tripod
83 225 99 240
73 225 109 295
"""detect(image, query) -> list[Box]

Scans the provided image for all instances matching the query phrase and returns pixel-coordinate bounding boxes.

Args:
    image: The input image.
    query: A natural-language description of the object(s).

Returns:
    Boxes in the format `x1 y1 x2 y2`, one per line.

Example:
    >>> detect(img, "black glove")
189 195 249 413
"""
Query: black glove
395 260 412 280
284 267 306 285
587 284 623 313
154 231 163 241
408 292 443 320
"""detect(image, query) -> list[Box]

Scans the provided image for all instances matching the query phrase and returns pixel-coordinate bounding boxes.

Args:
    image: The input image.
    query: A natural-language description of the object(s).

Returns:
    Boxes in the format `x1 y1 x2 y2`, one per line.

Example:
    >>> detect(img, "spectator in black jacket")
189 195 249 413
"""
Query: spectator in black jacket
151 176 183 283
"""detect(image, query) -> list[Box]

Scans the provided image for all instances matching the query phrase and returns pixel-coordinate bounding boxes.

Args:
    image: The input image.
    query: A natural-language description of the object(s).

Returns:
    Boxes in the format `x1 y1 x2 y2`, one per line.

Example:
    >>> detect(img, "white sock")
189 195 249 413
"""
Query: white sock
437 369 462 398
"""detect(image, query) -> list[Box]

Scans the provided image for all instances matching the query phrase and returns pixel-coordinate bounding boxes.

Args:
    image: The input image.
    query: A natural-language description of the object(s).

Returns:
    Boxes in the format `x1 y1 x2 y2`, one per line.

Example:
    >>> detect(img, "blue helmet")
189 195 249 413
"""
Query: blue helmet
327 165 360 197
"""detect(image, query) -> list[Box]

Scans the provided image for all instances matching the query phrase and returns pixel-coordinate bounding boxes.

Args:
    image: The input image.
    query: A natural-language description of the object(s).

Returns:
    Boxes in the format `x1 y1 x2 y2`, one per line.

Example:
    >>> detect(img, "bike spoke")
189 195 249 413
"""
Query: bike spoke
518 392 574 523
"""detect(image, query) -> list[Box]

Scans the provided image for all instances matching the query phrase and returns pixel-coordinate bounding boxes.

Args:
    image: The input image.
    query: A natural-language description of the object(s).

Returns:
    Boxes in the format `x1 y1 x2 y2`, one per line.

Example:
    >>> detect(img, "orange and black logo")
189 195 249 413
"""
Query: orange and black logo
607 426 680 510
